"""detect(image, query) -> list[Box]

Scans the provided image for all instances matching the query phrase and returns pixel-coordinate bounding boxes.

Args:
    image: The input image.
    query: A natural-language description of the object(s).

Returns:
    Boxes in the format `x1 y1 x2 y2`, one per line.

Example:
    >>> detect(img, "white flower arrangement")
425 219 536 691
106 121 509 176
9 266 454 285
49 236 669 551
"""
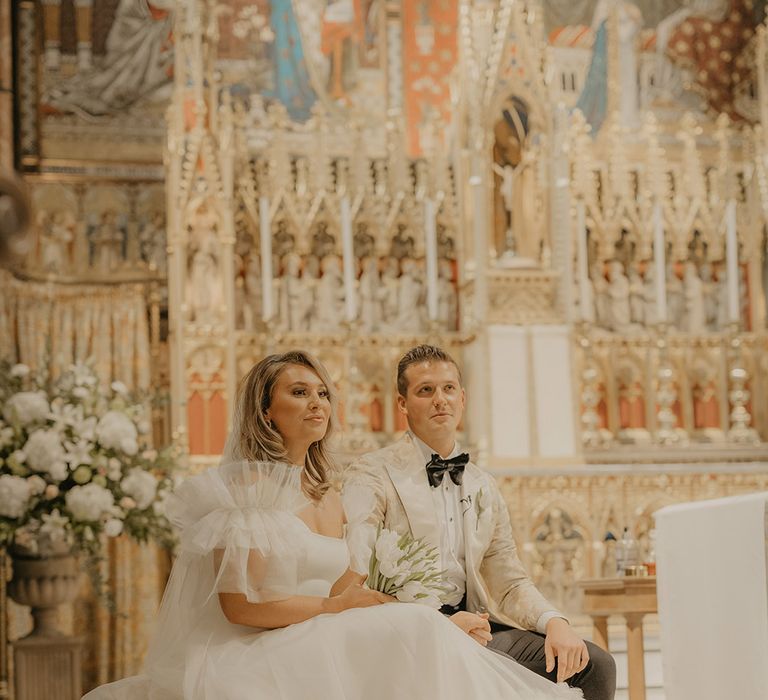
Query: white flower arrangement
0 360 177 568
367 527 450 609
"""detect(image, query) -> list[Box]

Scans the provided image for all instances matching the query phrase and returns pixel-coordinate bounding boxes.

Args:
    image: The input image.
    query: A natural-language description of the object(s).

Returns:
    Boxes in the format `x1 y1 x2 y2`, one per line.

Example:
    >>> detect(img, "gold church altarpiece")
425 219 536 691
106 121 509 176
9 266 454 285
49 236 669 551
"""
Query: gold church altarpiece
165 0 768 616
3 0 768 695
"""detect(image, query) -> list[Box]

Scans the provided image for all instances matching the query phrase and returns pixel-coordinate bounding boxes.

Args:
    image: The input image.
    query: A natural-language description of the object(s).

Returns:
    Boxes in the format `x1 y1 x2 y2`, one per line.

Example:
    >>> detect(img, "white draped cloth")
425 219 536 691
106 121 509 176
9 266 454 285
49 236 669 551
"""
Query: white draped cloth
655 492 768 700
83 461 582 699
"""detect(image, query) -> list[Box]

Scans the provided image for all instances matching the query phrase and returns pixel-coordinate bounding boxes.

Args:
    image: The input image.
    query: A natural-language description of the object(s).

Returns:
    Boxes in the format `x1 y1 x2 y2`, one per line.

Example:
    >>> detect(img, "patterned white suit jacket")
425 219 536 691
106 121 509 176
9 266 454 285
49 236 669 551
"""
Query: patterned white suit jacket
344 433 559 630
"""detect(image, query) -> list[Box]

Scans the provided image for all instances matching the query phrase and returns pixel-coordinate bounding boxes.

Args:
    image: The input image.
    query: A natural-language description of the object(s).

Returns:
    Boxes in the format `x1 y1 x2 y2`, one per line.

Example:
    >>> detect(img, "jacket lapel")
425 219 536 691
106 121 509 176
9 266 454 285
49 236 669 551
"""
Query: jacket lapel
460 466 484 568
384 434 441 549
460 464 493 611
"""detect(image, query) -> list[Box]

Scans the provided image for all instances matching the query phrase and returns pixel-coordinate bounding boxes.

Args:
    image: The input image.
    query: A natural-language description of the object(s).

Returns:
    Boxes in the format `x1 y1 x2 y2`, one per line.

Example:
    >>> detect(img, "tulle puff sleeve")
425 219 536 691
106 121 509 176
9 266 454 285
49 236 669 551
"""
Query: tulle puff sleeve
141 461 311 696
167 460 310 603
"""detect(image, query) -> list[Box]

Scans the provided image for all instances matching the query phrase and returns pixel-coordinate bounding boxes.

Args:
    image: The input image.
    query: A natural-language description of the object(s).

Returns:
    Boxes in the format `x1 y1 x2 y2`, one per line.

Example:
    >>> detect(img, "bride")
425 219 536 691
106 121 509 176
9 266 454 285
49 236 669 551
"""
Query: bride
84 350 582 699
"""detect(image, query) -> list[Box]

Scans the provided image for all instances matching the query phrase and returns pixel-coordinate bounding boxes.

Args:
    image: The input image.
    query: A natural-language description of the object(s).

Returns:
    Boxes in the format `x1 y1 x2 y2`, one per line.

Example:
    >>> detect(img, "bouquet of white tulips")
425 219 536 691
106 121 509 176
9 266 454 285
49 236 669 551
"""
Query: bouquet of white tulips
367 527 449 609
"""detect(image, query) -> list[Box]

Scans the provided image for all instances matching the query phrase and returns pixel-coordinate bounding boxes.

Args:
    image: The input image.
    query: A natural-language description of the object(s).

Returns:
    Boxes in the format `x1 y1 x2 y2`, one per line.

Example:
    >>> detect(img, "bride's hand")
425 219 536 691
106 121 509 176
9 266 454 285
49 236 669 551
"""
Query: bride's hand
330 574 394 612
449 611 493 646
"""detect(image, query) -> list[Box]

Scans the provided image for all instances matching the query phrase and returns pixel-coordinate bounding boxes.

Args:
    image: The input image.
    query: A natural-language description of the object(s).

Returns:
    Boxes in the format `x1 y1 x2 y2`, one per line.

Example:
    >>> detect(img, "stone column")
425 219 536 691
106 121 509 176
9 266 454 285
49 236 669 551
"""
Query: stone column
73 0 93 71
40 0 62 70
385 2 403 114
550 105 572 322
466 146 491 465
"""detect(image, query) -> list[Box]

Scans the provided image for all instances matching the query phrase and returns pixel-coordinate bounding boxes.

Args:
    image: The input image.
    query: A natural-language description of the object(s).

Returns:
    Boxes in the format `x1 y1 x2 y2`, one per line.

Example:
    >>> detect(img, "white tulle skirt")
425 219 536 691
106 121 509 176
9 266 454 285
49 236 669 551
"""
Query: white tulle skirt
85 603 581 700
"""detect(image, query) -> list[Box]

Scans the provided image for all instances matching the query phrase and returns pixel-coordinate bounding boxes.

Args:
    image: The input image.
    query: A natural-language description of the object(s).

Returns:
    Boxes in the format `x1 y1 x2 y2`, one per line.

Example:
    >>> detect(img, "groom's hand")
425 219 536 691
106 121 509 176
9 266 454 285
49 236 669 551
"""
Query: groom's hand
449 611 492 646
544 617 589 683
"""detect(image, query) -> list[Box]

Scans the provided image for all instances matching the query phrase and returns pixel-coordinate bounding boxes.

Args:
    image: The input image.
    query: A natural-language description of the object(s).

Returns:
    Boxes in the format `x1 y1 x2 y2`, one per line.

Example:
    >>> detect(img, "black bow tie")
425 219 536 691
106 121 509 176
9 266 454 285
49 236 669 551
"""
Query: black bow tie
425 453 469 488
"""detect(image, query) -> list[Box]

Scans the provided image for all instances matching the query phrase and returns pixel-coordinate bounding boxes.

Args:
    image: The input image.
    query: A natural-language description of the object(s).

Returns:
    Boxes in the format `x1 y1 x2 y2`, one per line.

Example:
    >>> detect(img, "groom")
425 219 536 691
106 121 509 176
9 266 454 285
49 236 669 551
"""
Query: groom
345 345 616 699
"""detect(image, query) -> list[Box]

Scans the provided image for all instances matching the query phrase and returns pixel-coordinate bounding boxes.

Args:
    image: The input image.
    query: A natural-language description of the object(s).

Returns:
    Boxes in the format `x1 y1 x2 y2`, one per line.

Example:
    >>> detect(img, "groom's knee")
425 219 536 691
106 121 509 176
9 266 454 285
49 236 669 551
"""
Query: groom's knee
580 641 616 700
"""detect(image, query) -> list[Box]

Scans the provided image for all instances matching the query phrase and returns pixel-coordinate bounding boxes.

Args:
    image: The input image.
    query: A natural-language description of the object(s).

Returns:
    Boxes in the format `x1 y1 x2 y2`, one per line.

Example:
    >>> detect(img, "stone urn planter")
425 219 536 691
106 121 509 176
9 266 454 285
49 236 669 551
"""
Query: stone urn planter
7 553 81 638
7 553 84 699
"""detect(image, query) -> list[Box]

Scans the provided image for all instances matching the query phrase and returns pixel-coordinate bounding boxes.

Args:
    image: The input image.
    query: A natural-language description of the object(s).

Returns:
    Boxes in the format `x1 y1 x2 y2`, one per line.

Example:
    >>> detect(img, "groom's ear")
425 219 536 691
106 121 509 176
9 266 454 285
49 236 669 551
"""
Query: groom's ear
396 394 407 414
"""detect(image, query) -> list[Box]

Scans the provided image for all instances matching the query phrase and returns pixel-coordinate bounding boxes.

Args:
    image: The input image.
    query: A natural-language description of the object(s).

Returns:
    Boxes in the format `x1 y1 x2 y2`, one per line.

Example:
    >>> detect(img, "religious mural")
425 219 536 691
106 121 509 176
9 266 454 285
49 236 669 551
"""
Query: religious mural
19 0 459 165
546 0 765 130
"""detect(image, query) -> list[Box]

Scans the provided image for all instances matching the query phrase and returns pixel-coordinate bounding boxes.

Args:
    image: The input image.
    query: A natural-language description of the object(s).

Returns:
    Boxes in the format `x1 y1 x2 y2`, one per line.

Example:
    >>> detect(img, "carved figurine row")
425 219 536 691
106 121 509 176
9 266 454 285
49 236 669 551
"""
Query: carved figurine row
29 208 167 276
579 258 748 334
234 253 459 334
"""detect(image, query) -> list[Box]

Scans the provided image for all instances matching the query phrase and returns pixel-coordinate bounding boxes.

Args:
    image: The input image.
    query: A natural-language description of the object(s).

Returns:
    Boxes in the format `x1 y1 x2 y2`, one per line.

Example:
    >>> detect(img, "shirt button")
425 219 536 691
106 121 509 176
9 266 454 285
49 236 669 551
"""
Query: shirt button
449 517 453 522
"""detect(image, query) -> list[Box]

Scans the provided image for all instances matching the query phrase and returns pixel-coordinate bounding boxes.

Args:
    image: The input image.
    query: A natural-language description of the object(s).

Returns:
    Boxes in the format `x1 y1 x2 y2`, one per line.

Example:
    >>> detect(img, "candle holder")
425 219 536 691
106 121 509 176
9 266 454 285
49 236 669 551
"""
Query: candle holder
726 325 760 445
654 325 684 445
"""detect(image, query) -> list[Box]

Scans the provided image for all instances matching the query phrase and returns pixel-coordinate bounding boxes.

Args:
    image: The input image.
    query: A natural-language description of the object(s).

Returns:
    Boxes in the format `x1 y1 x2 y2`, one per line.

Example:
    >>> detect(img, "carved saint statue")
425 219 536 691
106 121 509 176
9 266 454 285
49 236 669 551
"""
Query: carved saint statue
278 253 311 332
394 258 424 332
607 260 631 332
358 256 381 333
40 210 75 273
682 262 706 333
379 257 400 328
187 247 223 324
666 262 684 330
591 262 609 329
243 253 262 331
642 265 659 326
390 224 415 260
700 262 718 331
91 210 124 272
627 262 645 326
314 255 345 331
138 212 167 273
437 259 458 331
492 162 516 251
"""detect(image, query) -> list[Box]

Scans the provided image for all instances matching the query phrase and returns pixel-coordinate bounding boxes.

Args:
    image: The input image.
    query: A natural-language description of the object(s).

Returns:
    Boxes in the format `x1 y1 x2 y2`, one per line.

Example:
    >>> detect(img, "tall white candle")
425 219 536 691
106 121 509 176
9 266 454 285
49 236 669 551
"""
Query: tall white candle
575 199 590 321
340 196 357 322
258 196 273 322
725 198 740 324
424 197 439 321
653 200 667 324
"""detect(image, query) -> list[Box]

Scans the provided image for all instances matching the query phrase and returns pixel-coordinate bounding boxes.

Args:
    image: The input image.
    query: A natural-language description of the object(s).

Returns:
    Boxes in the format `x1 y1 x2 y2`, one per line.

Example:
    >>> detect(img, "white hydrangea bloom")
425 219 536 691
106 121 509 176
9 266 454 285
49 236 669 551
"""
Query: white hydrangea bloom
104 518 124 537
71 363 97 387
64 438 94 467
65 483 115 522
96 411 138 452
14 521 40 554
121 468 157 510
23 429 68 481
120 438 139 456
26 475 46 495
107 457 122 481
39 510 71 550
3 391 49 426
0 475 32 518
0 425 14 449
10 364 30 378
111 381 128 395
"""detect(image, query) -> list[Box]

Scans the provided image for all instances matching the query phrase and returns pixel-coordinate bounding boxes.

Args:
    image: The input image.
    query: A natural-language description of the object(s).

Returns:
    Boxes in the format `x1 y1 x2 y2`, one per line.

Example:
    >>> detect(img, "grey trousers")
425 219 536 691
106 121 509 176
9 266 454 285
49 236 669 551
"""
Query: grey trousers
488 623 616 700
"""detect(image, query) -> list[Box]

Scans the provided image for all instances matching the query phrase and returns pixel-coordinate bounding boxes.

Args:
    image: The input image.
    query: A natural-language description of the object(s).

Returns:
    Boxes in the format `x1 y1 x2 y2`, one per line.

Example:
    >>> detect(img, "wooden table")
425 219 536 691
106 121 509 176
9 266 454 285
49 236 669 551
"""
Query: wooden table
578 576 657 700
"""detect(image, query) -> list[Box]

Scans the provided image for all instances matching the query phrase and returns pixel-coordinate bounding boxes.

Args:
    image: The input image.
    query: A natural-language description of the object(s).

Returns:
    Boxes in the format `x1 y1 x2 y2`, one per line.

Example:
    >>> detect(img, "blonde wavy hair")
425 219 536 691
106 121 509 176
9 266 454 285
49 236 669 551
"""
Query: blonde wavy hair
233 350 338 500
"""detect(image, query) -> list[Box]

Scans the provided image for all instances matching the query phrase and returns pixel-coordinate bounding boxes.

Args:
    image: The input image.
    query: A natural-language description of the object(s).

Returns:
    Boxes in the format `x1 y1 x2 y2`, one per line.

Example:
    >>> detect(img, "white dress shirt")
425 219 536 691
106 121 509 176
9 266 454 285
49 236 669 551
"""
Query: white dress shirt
411 433 467 606
411 432 565 633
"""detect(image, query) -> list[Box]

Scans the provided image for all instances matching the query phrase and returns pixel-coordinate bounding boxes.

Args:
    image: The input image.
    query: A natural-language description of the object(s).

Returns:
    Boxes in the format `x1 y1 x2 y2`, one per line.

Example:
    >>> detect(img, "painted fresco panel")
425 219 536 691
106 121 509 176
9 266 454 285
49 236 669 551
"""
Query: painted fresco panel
24 0 392 165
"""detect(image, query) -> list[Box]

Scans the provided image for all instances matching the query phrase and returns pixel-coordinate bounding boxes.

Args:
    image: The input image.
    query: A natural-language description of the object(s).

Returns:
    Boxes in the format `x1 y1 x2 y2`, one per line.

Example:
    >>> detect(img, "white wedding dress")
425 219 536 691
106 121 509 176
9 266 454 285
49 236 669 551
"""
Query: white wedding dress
84 461 582 699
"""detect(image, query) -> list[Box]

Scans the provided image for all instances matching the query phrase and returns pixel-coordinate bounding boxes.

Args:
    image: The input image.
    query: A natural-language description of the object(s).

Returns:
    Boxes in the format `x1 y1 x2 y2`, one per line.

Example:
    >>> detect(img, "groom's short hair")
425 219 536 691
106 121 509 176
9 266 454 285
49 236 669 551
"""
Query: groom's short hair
396 345 462 396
